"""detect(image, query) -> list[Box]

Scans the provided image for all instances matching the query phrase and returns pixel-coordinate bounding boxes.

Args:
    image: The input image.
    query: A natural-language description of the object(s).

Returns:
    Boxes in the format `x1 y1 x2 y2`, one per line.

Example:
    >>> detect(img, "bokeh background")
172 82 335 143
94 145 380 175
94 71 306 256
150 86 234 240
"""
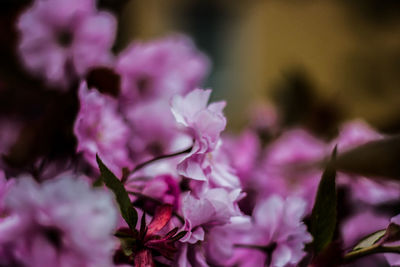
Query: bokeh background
1 0 400 171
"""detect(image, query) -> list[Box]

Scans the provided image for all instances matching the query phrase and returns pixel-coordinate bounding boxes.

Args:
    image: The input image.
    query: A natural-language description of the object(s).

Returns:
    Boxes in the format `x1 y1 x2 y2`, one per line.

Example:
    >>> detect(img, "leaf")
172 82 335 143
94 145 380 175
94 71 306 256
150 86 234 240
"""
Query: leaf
311 147 338 254
353 229 386 250
335 135 400 179
96 155 138 230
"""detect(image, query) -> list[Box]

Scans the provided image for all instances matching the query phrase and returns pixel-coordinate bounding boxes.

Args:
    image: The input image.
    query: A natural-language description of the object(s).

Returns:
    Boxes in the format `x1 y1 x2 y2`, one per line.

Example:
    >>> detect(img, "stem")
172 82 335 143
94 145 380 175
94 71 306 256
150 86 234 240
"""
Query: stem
343 245 400 263
130 146 192 174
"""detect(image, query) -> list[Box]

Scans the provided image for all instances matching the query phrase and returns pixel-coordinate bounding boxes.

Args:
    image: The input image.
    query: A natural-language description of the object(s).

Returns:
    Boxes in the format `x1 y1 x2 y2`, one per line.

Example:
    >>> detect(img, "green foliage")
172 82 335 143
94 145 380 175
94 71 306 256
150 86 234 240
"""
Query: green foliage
96 154 138 230
311 147 337 254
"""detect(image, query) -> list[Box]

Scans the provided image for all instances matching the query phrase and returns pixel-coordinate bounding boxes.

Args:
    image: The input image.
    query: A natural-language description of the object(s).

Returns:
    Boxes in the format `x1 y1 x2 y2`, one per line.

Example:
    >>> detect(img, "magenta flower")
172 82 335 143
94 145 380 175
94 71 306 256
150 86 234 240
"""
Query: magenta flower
116 35 209 105
74 82 132 177
0 174 118 267
17 0 116 88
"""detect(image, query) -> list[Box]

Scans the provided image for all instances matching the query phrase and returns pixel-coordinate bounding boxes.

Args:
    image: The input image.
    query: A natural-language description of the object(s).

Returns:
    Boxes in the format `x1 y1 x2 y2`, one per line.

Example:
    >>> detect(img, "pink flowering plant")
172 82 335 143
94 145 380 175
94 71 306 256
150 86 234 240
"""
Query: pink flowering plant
1 0 400 266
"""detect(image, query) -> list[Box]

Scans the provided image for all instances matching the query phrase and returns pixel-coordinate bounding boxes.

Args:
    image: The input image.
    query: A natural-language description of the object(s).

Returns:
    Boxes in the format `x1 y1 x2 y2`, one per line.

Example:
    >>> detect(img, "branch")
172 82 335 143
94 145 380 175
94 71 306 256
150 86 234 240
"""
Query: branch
130 146 192 174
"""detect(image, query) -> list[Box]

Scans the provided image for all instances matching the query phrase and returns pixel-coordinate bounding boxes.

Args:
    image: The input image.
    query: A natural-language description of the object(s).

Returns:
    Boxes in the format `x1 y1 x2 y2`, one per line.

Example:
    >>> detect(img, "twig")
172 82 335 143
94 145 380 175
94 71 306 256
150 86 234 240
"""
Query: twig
130 146 192 174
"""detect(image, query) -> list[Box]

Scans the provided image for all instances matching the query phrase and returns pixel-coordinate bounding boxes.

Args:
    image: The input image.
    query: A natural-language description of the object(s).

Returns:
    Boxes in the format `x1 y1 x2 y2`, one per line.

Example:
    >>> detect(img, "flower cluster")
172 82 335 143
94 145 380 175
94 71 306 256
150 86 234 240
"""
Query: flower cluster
1 0 400 266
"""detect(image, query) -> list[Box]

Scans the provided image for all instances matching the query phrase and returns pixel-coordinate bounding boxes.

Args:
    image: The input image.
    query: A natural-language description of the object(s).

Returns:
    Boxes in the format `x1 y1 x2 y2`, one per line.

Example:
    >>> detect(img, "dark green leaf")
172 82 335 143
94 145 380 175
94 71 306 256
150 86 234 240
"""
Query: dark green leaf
96 155 138 230
311 147 337 254
335 135 400 179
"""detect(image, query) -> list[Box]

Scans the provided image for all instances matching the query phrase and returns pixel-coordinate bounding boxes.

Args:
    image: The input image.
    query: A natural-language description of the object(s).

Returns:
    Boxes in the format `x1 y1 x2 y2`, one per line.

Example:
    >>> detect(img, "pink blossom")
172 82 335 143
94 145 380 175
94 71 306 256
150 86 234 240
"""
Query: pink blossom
230 195 312 267
0 174 118 267
17 0 116 88
177 187 244 266
116 35 209 105
180 188 243 244
171 89 234 186
74 82 132 177
257 129 327 211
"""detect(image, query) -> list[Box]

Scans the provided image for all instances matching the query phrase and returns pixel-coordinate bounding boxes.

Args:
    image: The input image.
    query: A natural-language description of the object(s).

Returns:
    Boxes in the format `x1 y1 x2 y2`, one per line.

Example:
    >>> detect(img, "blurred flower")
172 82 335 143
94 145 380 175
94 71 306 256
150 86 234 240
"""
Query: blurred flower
116 35 209 106
341 211 388 248
17 0 116 88
74 82 132 178
256 129 327 212
0 174 118 267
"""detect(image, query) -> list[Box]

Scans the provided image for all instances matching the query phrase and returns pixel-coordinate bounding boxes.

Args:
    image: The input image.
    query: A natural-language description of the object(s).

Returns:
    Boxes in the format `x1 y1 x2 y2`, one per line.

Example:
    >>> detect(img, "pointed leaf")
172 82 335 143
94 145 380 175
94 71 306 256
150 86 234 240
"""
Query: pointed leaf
96 155 138 230
311 147 337 254
353 229 386 251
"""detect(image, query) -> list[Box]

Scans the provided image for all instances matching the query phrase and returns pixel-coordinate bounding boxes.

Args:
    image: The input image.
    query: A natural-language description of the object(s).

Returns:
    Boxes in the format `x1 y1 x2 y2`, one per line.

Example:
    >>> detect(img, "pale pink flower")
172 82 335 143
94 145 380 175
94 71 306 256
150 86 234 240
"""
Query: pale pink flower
116 35 209 105
171 89 236 187
17 0 116 88
0 174 118 267
230 195 312 267
74 82 132 177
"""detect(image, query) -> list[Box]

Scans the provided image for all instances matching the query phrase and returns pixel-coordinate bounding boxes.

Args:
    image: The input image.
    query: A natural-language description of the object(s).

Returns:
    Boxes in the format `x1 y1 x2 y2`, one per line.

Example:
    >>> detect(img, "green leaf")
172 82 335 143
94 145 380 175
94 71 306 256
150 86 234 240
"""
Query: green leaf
311 147 337 254
335 135 400 179
96 154 138 230
353 229 386 251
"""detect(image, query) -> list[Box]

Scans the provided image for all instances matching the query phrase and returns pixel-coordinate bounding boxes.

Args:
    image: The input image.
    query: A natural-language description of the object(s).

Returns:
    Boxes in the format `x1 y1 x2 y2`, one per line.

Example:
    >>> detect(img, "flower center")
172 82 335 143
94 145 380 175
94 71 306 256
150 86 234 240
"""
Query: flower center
136 76 152 97
43 226 63 249
57 30 74 47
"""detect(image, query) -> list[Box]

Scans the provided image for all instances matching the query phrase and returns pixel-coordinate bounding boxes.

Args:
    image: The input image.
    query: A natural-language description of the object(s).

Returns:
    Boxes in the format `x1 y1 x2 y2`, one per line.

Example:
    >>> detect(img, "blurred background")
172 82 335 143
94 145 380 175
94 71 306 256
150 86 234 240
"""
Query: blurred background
114 0 400 136
1 0 400 169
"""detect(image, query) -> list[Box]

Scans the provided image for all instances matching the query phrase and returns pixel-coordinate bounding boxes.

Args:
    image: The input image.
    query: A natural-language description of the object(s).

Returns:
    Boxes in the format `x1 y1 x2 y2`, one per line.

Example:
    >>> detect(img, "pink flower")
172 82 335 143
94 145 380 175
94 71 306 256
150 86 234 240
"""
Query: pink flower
257 129 327 211
232 195 312 267
0 174 118 267
180 188 243 244
74 82 132 177
171 89 234 187
177 187 244 266
116 35 209 105
17 0 116 88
